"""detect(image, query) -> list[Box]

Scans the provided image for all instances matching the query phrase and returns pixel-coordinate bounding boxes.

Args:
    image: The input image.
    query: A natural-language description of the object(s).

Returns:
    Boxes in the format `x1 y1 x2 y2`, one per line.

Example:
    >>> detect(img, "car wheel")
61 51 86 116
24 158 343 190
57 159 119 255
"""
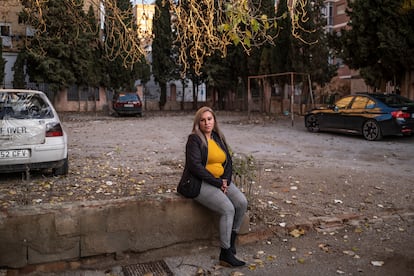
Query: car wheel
362 120 382 141
53 157 69 176
305 115 320 132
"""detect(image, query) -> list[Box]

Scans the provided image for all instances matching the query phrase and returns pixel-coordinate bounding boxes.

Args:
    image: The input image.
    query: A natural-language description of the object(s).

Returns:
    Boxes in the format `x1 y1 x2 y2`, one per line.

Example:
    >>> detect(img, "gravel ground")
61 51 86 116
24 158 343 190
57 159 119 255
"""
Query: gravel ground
1 111 413 225
1 111 413 275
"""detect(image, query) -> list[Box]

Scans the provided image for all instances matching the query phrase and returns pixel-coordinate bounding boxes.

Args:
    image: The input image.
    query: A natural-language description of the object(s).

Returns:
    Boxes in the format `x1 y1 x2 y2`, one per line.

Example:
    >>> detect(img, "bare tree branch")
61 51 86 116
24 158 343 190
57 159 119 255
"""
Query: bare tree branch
17 0 314 75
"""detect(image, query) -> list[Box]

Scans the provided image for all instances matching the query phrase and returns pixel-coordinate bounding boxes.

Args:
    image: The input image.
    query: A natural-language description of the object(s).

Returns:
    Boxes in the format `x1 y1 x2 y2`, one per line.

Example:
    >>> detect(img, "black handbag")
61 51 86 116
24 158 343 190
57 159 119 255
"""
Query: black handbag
177 172 202 198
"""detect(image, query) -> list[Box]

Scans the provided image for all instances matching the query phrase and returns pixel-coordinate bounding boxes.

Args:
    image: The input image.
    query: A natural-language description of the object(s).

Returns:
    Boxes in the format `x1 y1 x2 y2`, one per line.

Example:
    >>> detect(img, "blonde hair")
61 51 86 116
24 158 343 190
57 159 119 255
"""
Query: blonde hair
192 106 227 147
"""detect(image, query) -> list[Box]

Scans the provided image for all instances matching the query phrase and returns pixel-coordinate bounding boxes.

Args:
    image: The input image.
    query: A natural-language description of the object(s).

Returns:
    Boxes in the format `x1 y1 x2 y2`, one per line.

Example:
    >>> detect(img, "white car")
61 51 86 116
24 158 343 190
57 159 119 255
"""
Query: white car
0 89 68 176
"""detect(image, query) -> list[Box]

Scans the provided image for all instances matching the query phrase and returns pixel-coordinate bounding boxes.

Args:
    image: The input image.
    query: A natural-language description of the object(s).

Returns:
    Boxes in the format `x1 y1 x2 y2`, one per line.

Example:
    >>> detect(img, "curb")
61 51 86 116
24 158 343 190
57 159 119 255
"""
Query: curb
3 211 413 275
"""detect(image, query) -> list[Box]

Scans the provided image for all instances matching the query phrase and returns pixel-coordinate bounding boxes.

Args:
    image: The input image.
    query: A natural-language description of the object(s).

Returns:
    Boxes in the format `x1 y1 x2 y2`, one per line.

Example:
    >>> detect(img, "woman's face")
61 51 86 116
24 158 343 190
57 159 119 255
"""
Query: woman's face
199 111 215 135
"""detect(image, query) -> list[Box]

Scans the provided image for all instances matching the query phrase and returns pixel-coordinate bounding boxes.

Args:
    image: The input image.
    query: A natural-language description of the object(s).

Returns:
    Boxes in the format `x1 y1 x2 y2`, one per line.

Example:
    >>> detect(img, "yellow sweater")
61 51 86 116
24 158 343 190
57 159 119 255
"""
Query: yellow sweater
206 139 226 178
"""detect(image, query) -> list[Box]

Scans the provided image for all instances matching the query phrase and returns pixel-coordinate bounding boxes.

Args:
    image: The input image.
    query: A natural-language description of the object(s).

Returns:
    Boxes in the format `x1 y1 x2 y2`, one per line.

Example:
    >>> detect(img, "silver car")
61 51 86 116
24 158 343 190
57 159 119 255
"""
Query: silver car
0 89 68 176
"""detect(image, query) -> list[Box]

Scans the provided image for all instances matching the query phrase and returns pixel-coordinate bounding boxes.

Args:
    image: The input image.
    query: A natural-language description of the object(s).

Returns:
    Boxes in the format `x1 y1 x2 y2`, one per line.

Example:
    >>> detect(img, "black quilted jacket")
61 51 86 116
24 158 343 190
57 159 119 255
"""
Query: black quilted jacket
182 132 232 189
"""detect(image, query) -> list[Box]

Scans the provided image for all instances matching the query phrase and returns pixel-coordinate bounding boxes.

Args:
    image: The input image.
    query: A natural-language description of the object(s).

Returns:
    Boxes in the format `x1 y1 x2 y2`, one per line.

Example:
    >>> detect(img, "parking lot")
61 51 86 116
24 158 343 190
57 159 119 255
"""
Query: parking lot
2 111 413 217
1 111 413 275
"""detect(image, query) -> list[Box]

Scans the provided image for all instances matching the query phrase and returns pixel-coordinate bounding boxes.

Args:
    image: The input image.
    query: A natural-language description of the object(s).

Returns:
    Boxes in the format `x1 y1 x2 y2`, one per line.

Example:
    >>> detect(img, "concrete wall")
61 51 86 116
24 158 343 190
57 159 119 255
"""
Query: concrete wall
53 88 109 112
0 194 249 269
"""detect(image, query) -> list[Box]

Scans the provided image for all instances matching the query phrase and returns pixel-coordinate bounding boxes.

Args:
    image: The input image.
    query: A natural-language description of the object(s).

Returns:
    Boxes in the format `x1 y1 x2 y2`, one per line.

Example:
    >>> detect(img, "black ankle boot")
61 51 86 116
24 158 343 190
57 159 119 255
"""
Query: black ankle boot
230 231 237 254
219 248 246 267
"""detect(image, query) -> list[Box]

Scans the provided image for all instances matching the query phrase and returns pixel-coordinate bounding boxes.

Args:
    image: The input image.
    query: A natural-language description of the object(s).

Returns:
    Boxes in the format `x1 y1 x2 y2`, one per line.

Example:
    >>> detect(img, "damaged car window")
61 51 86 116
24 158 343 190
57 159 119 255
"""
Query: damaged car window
0 92 53 119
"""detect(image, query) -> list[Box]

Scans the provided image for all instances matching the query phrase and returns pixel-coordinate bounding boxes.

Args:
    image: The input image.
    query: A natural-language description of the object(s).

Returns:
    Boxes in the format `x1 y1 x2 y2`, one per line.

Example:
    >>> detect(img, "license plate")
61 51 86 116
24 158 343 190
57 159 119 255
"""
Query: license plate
412 113 414 118
0 149 30 159
124 104 133 107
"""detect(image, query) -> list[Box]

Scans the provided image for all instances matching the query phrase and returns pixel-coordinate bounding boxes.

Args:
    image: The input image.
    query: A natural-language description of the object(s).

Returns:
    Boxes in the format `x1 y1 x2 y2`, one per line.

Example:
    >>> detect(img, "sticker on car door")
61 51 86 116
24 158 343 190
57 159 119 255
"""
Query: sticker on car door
0 119 46 147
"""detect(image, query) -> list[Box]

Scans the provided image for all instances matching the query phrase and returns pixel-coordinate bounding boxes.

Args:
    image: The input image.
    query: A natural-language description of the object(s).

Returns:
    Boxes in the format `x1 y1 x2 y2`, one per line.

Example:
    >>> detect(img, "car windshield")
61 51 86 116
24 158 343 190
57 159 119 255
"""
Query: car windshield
118 93 139 102
0 92 53 119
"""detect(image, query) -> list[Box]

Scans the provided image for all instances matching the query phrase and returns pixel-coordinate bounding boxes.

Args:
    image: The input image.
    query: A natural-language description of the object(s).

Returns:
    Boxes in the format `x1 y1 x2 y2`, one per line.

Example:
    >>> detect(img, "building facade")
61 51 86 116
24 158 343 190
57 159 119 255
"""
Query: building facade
0 0 30 88
324 0 369 94
1 0 412 112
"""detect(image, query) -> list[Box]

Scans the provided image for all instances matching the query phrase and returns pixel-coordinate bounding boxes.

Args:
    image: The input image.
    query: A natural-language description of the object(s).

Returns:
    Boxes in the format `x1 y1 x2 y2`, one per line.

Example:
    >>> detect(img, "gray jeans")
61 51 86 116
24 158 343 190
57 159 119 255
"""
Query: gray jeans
195 181 248 249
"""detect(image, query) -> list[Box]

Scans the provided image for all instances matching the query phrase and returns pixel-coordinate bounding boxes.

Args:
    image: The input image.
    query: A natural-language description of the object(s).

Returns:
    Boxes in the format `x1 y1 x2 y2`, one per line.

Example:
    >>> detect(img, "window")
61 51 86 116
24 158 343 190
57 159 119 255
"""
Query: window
366 99 376 109
67 85 100 101
0 92 52 119
351 96 370 109
335 57 344 67
335 96 353 109
26 26 35 37
0 24 11 36
0 24 12 47
323 2 334 26
337 4 346 15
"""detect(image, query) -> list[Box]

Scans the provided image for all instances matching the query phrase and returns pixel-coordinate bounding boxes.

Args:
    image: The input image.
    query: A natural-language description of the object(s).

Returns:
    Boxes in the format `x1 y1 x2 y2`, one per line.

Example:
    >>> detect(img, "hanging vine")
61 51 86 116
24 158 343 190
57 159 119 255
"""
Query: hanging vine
16 0 313 74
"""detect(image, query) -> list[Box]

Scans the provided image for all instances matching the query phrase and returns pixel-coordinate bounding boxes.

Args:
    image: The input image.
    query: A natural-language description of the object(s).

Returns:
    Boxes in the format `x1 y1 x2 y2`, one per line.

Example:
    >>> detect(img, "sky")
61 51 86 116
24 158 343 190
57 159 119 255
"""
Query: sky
131 0 153 4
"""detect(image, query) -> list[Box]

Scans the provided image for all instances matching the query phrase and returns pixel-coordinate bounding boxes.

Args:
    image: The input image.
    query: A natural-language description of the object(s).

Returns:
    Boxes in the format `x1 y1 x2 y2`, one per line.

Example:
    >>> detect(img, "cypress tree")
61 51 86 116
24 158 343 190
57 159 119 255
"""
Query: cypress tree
103 0 145 92
291 0 336 86
12 52 26 88
271 0 294 75
152 0 176 110
22 0 81 92
19 0 147 96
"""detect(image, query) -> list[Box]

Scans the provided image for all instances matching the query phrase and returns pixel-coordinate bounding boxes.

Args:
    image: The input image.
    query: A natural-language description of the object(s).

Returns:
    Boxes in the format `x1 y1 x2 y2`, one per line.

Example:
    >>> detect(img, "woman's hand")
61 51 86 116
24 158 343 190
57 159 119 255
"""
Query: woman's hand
221 179 228 194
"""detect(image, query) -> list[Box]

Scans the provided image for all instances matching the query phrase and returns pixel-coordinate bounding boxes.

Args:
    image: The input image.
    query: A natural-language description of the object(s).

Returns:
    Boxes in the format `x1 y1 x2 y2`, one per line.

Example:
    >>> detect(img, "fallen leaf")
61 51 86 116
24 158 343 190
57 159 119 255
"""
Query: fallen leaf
289 228 305 238
253 259 264 266
354 228 363 233
248 264 257 270
319 243 330 252
343 250 355 256
267 255 276 261
253 251 265 259
371 261 384 267
212 264 222 270
196 267 205 275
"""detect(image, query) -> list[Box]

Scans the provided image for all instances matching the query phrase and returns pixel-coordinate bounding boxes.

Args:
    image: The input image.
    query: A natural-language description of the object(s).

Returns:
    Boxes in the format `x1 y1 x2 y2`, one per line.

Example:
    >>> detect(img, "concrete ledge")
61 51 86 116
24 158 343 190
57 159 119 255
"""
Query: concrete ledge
0 194 249 268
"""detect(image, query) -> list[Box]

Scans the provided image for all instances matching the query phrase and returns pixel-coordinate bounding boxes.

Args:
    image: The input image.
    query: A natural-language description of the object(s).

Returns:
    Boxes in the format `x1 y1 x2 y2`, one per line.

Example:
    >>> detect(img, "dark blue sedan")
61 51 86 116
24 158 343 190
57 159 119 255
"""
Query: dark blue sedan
304 93 414 141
